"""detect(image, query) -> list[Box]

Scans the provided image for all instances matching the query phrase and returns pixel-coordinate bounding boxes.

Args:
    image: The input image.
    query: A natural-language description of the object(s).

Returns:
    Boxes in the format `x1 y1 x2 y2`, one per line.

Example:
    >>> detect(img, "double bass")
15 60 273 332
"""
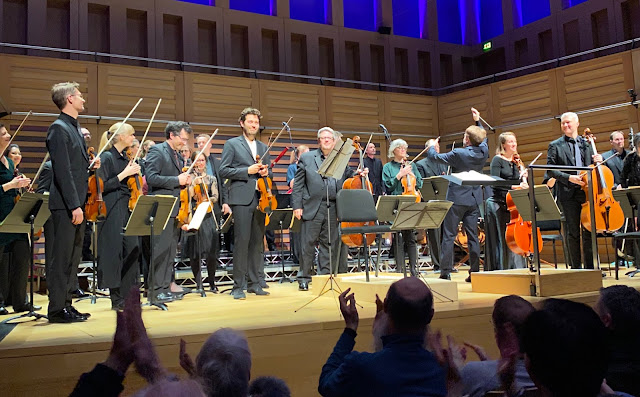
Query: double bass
580 128 624 233
505 154 543 256
341 136 376 247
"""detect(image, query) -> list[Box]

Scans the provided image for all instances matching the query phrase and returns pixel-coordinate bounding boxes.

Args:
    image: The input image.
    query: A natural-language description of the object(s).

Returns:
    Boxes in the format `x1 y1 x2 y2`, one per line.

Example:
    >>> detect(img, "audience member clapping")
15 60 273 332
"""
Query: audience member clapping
249 376 291 397
318 278 446 397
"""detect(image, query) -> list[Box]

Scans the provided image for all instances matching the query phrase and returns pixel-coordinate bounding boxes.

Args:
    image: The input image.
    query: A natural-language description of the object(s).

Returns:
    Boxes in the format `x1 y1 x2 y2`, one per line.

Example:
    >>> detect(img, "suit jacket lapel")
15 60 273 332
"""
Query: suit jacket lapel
562 139 575 166
239 137 255 162
164 143 180 171
314 150 323 171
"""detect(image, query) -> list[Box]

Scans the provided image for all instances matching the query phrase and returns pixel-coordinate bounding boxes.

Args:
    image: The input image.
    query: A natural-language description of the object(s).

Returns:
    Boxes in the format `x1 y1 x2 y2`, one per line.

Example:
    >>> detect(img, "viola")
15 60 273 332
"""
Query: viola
580 128 624 233
400 159 421 203
341 136 376 248
504 154 543 257
85 147 106 222
256 154 277 226
126 147 144 211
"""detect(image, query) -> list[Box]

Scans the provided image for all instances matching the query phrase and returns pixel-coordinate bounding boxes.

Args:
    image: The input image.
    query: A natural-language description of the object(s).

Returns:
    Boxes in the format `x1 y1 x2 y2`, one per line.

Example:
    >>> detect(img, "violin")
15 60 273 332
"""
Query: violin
177 166 192 228
505 154 543 257
256 154 277 225
85 147 106 222
126 147 144 211
580 128 624 233
341 136 376 248
193 171 213 214
401 159 421 203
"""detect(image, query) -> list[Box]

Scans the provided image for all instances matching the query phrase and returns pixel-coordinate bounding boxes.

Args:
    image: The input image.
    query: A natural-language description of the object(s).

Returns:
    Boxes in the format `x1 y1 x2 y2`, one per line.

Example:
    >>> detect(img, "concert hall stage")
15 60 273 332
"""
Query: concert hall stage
0 268 638 397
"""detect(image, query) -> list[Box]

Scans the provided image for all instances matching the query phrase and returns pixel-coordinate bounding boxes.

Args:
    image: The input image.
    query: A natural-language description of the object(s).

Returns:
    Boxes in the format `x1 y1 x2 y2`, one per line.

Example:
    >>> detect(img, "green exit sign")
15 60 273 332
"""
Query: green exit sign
483 41 492 52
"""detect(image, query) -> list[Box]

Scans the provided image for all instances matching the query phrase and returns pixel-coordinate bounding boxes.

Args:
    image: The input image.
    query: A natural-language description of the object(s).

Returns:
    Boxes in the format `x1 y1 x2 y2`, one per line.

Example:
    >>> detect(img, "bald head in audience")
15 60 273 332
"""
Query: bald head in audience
384 277 434 335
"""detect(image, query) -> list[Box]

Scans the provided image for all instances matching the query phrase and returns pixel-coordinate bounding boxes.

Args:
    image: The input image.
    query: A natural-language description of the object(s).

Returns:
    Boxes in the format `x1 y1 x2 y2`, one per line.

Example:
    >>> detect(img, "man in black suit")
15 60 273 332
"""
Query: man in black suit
219 107 271 300
546 112 602 269
363 142 383 203
603 130 627 188
195 133 230 292
292 127 359 291
416 153 447 271
145 121 193 302
46 82 100 323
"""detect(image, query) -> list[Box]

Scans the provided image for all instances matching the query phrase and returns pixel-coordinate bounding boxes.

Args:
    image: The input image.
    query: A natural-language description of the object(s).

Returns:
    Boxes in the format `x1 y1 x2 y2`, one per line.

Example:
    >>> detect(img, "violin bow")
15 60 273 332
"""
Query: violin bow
7 110 32 148
132 98 162 163
258 117 293 162
88 98 143 169
28 152 50 191
184 128 219 175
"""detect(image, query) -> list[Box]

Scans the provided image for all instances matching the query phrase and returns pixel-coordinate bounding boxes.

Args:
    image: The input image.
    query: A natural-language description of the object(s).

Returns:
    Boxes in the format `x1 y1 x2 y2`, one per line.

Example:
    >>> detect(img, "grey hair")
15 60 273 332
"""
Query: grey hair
633 133 640 150
196 328 251 397
388 139 408 158
560 112 579 122
317 126 341 140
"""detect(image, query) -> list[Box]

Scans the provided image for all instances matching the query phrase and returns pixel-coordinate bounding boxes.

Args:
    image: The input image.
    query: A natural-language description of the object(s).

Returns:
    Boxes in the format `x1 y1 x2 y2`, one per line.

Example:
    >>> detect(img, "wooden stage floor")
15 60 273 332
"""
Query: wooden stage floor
1 268 639 397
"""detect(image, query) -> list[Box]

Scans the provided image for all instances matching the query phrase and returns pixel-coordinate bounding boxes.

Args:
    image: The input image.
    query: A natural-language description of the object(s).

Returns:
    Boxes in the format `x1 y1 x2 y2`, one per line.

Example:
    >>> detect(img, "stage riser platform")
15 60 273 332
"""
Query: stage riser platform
470 269 603 296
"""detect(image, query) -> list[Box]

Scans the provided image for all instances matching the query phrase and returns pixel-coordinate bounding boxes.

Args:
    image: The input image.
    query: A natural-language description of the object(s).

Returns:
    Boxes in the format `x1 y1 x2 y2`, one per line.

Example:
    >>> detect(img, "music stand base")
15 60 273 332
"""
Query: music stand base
75 294 109 304
625 269 640 277
3 310 48 325
142 302 168 311
294 275 343 312
279 275 294 283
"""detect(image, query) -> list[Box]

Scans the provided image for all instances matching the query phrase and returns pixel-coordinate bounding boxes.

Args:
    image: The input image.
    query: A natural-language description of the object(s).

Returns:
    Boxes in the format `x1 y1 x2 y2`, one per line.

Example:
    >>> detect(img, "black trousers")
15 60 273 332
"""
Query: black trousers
0 239 30 309
48 210 85 315
394 230 418 276
441 204 480 275
558 193 593 269
298 202 343 282
426 227 441 269
151 218 179 295
484 198 525 271
231 193 266 291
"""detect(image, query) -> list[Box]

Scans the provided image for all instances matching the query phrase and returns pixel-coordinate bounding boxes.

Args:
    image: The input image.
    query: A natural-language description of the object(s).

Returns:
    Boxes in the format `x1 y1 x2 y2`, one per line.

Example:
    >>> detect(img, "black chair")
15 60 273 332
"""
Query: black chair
537 219 569 268
336 189 391 281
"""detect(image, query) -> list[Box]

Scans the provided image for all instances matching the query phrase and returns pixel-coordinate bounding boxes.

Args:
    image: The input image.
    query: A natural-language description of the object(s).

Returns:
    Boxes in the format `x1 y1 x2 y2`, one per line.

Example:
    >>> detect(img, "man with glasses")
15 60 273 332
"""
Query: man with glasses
145 121 193 302
46 82 101 323
292 127 363 291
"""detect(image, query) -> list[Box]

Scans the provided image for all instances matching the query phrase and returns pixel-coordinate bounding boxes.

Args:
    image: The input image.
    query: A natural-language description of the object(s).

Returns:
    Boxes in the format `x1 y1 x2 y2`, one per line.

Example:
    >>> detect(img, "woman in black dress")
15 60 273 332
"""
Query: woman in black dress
485 132 527 270
96 122 141 310
182 151 219 294
0 124 32 314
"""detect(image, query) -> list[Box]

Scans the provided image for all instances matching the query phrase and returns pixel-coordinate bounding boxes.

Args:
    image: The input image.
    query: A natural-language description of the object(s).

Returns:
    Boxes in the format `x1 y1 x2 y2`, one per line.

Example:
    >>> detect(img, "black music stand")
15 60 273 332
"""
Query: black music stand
2 193 50 324
75 220 109 304
124 195 175 311
295 138 355 313
183 202 215 297
612 187 640 279
266 209 294 283
376 195 423 276
420 177 450 267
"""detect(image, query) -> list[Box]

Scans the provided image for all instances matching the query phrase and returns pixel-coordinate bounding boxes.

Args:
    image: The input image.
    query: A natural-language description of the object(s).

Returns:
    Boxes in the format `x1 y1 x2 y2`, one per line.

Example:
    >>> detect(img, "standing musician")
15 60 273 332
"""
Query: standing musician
425 108 489 282
96 122 141 310
363 142 384 203
145 121 193 303
382 139 423 276
416 144 447 271
286 145 309 265
0 124 32 315
619 133 640 269
485 132 527 271
219 107 271 300
6 144 22 173
292 127 361 291
46 82 100 323
546 112 602 269
603 131 627 188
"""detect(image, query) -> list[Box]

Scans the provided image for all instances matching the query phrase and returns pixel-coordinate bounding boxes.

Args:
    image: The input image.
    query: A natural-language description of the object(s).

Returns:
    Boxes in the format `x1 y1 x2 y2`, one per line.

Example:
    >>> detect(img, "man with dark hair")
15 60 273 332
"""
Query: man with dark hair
596 285 640 396
522 298 609 397
461 295 536 397
219 107 271 299
46 82 100 323
249 376 291 397
318 278 446 396
145 121 193 302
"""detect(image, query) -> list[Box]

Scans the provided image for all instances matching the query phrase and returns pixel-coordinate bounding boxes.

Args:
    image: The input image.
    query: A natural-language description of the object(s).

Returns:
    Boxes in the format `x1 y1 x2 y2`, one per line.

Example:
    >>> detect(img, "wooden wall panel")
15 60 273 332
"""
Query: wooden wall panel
258 80 324 130
97 64 184 121
384 93 438 137
325 87 383 133
184 72 258 125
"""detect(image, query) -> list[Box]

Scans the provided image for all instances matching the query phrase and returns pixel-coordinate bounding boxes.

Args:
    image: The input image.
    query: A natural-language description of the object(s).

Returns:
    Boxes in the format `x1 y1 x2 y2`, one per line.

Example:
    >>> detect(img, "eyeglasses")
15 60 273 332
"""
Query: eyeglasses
319 136 334 141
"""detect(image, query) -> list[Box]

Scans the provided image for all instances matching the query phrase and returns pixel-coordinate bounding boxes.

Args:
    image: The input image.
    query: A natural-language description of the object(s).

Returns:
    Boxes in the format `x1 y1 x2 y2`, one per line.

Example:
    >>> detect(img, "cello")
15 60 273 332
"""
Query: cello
580 128 625 233
341 136 376 247
85 147 107 222
505 154 543 257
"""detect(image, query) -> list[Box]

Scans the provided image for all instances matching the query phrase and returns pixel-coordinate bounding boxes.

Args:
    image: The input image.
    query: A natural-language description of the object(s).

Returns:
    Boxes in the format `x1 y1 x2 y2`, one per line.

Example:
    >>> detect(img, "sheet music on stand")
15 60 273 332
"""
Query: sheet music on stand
317 137 355 178
442 170 510 187
390 201 453 231
184 202 211 232
420 176 449 201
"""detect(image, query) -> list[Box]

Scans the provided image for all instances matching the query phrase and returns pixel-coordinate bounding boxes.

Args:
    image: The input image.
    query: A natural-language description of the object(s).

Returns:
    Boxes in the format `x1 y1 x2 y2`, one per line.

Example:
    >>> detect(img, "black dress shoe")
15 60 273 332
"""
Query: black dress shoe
14 303 42 313
259 281 269 289
439 274 451 281
231 289 246 300
0 306 8 315
299 282 309 291
209 286 219 293
71 288 89 298
49 307 87 323
68 306 91 320
465 275 472 283
111 302 125 311
155 292 175 303
247 287 269 296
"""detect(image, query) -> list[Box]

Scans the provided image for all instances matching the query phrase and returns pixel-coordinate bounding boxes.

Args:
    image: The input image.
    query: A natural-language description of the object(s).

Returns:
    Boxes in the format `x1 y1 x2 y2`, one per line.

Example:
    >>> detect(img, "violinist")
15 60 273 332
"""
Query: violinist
292 127 359 292
0 124 32 315
425 108 489 282
6 144 21 173
145 121 193 303
46 82 100 323
219 107 271 300
485 132 527 271
546 112 602 269
95 122 141 310
181 151 222 294
382 139 423 276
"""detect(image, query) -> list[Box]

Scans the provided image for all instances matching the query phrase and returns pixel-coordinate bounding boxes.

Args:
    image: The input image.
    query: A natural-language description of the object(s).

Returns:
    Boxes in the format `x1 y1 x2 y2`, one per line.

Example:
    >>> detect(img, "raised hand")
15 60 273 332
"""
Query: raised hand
338 288 359 332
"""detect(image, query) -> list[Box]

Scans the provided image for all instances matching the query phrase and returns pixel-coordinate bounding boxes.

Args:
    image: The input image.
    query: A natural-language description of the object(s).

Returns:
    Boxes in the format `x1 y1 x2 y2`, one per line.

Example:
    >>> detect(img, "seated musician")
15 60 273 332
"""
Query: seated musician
382 139 423 276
